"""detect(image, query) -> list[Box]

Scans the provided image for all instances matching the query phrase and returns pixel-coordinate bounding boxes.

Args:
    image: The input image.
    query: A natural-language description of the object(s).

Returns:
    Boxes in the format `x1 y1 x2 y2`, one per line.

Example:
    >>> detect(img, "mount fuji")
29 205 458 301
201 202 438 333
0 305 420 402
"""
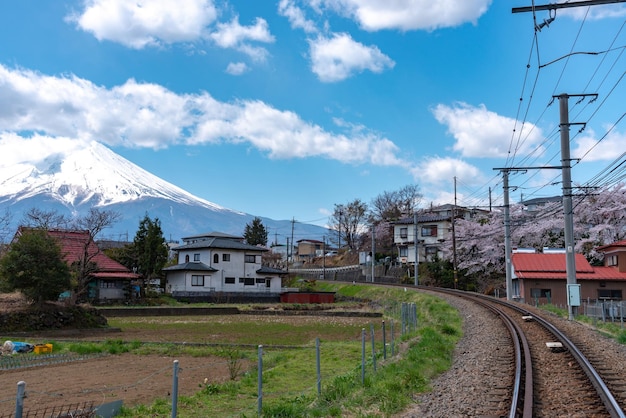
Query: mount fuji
0 141 328 243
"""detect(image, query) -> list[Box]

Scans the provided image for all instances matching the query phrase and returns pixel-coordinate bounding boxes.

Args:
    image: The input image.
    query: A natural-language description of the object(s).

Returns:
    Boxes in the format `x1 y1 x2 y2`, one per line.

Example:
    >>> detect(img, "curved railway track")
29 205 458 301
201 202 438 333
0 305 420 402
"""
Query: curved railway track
424 287 626 418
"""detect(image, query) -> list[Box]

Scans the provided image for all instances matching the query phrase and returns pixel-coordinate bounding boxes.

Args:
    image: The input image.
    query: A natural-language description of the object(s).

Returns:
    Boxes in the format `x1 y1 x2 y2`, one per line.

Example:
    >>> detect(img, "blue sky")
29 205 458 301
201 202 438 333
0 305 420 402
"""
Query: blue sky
0 0 624 227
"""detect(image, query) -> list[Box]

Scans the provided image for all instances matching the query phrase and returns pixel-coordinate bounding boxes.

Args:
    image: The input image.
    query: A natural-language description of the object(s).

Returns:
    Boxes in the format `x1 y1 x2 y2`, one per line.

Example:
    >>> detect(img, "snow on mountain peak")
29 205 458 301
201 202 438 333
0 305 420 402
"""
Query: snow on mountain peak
0 140 235 213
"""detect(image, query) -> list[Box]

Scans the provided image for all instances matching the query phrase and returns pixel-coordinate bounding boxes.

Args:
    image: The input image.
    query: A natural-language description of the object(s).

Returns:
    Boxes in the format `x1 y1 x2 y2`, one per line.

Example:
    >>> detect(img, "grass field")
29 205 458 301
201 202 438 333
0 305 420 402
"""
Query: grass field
65 283 463 417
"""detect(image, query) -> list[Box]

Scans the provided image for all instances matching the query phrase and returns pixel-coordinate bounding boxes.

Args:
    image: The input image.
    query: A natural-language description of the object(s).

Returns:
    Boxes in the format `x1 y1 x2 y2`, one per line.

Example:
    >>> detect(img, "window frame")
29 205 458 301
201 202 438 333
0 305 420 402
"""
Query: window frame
191 275 205 286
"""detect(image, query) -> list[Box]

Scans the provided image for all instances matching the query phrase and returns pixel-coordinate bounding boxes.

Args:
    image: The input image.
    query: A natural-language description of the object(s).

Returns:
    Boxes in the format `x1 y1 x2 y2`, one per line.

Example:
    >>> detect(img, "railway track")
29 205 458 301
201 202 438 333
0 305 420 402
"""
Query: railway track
428 287 626 417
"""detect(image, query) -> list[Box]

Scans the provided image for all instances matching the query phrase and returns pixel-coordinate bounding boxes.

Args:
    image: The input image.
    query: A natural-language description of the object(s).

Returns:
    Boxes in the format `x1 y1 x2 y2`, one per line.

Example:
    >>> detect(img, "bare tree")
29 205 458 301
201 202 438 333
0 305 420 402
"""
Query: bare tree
329 199 368 252
0 208 13 245
21 208 68 229
370 184 422 222
70 208 121 303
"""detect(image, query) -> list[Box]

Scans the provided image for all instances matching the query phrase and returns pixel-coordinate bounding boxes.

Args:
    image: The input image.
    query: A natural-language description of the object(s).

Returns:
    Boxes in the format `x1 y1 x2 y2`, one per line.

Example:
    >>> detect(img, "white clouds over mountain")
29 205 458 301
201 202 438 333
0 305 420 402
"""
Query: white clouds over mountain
0 64 405 169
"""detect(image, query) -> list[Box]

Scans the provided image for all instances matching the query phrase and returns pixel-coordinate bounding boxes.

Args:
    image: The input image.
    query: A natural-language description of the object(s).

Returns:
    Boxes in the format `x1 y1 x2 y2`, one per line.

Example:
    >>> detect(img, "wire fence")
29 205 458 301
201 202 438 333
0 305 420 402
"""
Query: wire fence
582 299 626 327
3 302 420 417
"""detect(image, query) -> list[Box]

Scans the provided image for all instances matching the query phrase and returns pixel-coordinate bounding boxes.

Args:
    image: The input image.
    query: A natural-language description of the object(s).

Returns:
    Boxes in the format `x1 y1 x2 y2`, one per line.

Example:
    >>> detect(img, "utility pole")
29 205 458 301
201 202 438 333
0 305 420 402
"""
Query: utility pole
414 211 419 286
452 177 458 289
290 217 295 264
322 236 326 280
371 224 375 283
556 93 596 319
502 170 513 300
494 167 560 300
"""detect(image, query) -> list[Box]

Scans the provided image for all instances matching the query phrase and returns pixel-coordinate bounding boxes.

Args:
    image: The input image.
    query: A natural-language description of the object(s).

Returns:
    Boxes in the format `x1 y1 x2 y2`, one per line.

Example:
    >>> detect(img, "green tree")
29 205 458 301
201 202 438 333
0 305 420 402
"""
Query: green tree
131 214 168 282
244 217 268 246
0 229 70 305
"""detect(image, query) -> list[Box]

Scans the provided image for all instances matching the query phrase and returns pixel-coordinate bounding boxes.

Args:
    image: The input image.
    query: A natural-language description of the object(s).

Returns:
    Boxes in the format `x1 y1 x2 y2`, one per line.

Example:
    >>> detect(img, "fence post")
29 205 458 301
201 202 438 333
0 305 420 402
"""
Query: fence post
391 319 395 356
382 320 387 360
370 323 377 372
171 360 179 418
15 381 26 418
361 328 366 385
258 345 263 416
316 338 321 395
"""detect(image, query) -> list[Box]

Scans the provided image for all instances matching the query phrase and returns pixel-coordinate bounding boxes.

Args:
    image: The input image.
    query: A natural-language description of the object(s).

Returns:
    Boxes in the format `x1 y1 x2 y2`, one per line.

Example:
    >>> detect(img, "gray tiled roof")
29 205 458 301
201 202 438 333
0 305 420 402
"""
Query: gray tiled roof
256 266 288 275
174 237 268 252
162 262 217 272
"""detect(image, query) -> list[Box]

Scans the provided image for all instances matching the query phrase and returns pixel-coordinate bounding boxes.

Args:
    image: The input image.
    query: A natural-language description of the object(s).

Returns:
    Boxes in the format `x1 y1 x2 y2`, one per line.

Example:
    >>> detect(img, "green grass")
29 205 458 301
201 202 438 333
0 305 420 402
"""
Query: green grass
115 283 463 417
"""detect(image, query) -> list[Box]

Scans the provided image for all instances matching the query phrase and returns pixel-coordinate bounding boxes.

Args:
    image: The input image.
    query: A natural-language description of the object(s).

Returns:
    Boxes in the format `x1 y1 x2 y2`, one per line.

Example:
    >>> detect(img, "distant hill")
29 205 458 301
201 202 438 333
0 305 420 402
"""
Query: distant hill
0 141 329 243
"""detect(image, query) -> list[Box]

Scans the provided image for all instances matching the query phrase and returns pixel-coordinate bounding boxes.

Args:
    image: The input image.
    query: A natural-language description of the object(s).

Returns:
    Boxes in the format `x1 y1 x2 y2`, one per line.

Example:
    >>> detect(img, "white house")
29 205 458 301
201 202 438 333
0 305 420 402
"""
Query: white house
163 232 287 301
393 205 488 264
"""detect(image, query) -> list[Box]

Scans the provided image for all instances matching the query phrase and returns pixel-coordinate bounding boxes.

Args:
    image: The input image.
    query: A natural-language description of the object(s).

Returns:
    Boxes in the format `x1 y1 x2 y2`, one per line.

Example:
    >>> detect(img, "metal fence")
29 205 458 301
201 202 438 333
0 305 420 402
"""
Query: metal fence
581 299 626 326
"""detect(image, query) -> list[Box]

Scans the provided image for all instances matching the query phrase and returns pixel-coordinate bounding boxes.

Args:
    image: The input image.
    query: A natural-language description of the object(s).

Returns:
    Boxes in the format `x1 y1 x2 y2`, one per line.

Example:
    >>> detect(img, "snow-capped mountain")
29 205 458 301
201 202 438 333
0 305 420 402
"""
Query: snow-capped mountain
2 141 231 211
0 141 327 242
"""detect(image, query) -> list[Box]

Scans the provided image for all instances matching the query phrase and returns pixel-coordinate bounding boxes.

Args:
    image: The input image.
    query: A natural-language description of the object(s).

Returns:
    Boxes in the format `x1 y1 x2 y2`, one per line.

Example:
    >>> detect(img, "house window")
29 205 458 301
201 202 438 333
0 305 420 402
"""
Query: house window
399 227 408 239
191 275 204 286
224 277 235 284
256 278 266 284
222 254 230 262
244 277 255 286
213 254 219 264
266 278 271 287
598 289 622 300
399 247 408 257
426 247 438 255
100 280 118 288
530 288 551 298
245 255 256 263
185 254 190 263
421 225 438 237
194 253 200 262
607 255 618 266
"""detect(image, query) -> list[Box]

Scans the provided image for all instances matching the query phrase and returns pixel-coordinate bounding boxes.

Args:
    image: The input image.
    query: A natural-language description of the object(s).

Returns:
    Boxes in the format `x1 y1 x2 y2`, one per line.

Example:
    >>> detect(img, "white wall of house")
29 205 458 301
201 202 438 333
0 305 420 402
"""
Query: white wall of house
167 248 282 294
394 221 449 263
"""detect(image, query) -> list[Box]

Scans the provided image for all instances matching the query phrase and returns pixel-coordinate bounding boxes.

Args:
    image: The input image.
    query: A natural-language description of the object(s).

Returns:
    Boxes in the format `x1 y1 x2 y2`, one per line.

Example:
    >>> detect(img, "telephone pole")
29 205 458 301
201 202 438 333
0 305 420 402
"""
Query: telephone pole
556 93 596 319
452 177 458 289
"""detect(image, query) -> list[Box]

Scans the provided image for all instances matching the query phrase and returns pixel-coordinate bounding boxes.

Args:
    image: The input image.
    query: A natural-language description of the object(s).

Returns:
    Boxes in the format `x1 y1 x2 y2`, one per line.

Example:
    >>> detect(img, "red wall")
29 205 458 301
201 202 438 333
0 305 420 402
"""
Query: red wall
280 292 335 304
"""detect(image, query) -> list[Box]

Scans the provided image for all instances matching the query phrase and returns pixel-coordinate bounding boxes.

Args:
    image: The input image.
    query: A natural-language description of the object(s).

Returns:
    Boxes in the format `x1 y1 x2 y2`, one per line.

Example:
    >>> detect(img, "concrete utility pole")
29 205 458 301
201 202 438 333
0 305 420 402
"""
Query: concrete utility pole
503 171 513 300
556 93 596 319
452 177 458 289
494 167 561 300
371 224 375 283
414 211 419 286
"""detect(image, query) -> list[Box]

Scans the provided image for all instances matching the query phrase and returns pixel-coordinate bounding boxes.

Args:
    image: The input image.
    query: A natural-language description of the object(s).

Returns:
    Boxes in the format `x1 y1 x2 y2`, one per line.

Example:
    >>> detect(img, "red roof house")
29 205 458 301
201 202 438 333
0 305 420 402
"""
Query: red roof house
512 246 626 306
16 228 139 302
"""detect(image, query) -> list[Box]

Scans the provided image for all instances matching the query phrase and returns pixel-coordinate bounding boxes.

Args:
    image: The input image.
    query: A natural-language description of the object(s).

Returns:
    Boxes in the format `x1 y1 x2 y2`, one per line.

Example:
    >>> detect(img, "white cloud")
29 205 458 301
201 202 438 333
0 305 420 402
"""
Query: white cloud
225 62 249 75
0 64 410 170
572 128 626 162
67 0 217 48
311 0 491 31
559 4 626 20
209 17 275 61
309 33 395 82
414 156 485 186
431 102 544 159
279 0 318 33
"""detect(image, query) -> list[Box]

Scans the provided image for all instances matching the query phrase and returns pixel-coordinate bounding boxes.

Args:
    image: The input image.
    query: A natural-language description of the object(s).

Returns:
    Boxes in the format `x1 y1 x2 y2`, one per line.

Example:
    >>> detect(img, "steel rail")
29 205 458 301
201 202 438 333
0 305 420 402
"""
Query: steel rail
430 288 533 417
459 289 626 418
519 307 625 418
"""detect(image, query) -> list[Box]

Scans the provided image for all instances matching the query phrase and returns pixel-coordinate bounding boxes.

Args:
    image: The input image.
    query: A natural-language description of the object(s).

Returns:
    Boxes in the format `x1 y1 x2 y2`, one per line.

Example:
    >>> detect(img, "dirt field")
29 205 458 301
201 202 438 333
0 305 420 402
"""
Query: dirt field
0 344 239 416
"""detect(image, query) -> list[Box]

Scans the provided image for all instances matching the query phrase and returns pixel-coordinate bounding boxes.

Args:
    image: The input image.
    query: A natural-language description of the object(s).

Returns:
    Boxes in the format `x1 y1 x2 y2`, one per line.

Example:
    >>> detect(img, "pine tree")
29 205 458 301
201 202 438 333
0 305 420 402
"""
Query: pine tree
244 217 268 246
